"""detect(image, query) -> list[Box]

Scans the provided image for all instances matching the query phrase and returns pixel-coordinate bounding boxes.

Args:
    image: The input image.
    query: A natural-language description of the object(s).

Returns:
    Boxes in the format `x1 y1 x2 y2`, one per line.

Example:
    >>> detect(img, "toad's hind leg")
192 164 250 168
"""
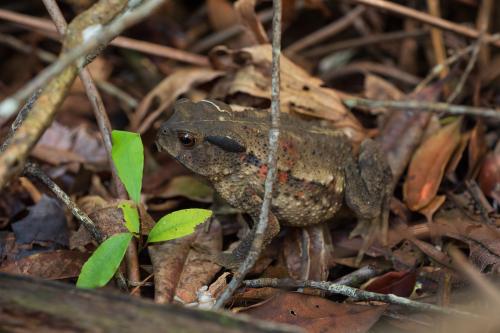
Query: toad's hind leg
344 139 392 261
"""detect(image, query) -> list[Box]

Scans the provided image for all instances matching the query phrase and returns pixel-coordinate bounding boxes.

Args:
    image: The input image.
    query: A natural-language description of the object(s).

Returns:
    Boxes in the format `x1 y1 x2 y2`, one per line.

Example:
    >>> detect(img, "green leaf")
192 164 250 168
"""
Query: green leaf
111 130 143 204
77 233 132 289
147 209 212 243
120 202 140 234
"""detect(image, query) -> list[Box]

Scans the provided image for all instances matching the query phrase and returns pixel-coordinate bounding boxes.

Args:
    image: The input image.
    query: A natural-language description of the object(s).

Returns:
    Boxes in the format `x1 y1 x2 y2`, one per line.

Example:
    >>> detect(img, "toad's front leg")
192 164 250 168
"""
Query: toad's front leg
343 139 393 260
215 191 281 271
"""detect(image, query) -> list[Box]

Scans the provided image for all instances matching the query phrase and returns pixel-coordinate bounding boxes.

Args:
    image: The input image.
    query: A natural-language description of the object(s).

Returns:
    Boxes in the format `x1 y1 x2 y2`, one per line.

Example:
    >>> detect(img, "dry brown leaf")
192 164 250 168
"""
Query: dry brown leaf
364 270 417 297
210 44 365 142
241 292 386 333
206 0 239 31
174 219 222 304
478 151 500 199
235 0 269 44
132 68 224 133
432 208 500 273
378 84 442 183
364 74 404 103
403 118 462 211
149 219 222 304
0 250 89 279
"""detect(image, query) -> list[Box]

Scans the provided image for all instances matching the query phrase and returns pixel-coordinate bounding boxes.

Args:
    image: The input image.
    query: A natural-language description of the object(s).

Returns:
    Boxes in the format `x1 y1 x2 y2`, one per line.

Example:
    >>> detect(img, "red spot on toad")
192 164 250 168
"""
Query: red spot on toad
278 171 288 184
258 165 268 180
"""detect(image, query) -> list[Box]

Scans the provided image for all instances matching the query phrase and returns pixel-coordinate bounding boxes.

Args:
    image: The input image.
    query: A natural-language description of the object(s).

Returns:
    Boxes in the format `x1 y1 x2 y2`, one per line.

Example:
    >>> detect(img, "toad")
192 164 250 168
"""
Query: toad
156 99 392 269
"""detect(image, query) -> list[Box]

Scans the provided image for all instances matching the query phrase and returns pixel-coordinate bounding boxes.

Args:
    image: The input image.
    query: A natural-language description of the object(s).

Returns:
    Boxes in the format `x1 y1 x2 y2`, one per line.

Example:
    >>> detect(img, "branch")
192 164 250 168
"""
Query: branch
343 98 500 119
349 0 500 48
243 278 481 318
213 0 282 309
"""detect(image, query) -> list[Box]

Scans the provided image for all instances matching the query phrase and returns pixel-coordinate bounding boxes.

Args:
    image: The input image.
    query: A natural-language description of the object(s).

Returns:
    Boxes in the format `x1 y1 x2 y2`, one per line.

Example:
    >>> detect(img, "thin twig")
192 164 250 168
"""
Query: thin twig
333 265 390 287
243 278 481 318
285 5 365 54
344 98 500 119
415 44 476 91
213 0 282 309
0 90 41 153
303 29 428 58
0 0 167 118
0 8 208 66
348 0 500 48
427 0 449 81
190 9 273 53
447 36 483 103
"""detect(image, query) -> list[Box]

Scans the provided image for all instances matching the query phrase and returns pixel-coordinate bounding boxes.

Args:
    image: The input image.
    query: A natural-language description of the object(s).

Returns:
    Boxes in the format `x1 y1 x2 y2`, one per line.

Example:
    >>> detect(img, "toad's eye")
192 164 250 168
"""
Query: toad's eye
177 131 196 148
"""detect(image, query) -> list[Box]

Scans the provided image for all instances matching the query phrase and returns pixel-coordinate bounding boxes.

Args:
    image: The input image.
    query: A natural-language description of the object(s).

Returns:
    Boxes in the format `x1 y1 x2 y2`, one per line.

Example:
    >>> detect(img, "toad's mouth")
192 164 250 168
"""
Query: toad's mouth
155 141 164 152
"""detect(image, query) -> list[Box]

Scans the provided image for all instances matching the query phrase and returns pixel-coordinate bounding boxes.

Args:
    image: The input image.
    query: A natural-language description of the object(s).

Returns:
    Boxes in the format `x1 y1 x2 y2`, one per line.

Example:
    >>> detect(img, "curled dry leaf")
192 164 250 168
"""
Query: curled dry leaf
206 0 239 31
432 208 500 273
210 44 365 142
478 150 500 199
132 68 224 133
403 118 462 211
378 83 442 183
364 270 417 297
235 0 269 44
364 75 404 104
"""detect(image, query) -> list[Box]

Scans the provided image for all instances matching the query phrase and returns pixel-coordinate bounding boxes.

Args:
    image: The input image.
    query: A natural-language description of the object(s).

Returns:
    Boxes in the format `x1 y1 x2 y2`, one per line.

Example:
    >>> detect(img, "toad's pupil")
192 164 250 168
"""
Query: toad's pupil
178 133 195 147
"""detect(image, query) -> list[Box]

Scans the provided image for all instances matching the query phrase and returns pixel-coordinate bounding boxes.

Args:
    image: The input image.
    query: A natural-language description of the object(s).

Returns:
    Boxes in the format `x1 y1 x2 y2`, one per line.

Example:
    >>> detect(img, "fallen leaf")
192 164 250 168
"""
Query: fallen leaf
364 270 417 297
377 83 442 183
235 0 268 44
207 0 239 31
12 195 68 248
241 292 386 333
0 250 89 279
404 118 462 211
149 218 222 304
478 151 500 199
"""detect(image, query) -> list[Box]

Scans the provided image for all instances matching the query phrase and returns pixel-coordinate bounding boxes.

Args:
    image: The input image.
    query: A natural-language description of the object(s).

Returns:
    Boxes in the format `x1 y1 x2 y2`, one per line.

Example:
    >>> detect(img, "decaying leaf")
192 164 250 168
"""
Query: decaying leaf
149 218 222 304
235 0 268 44
364 270 417 297
0 250 89 280
206 0 239 31
240 292 386 333
404 118 462 211
378 83 442 183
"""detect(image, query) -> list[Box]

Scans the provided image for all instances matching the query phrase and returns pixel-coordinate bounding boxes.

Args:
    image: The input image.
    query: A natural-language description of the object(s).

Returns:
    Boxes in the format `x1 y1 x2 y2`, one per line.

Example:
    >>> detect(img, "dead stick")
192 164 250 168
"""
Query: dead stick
349 0 500 47
344 98 500 119
244 278 481 318
213 0 282 309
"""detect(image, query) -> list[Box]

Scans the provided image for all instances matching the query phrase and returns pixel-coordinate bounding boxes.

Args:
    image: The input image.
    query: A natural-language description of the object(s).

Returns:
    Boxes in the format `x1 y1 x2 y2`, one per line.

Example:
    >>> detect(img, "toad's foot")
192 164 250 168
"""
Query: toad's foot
344 139 392 263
